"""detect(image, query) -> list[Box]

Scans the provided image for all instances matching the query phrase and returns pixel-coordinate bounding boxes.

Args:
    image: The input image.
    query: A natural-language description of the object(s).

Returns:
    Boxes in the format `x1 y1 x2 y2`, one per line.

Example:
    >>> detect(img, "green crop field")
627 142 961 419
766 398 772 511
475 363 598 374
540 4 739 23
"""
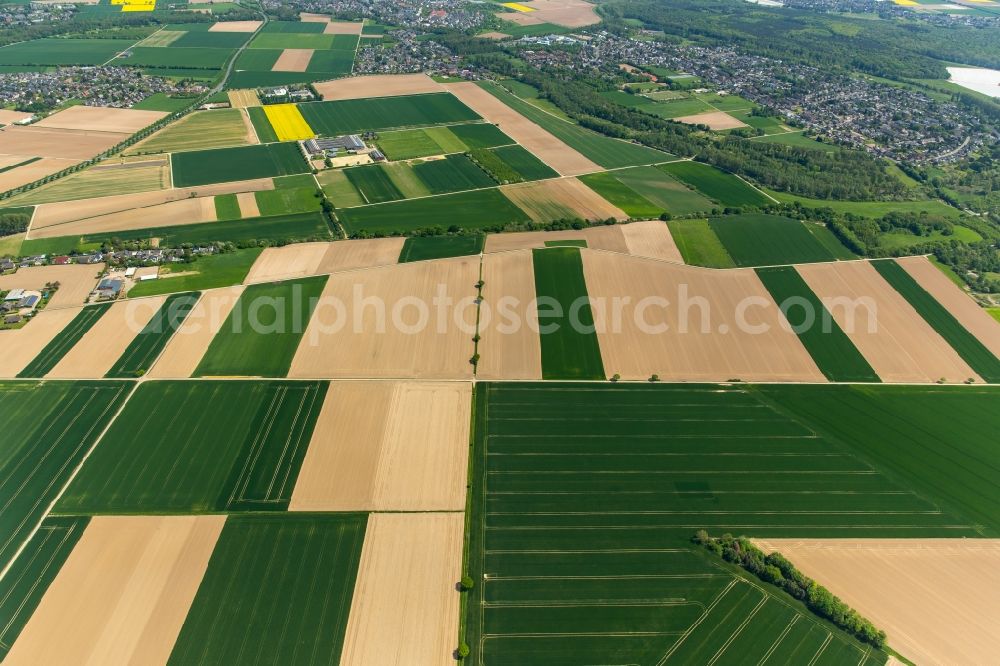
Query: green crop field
760 384 1000 535
128 108 253 154
260 20 327 33
57 380 326 513
695 92 756 111
660 162 771 207
0 516 88 660
105 292 200 378
752 132 840 152
214 193 241 220
666 219 735 268
376 128 445 160
383 162 431 198
171 31 250 49
168 514 365 665
412 154 495 194
489 145 559 181
249 33 342 50
0 381 129 568
194 276 327 377
133 92 198 112
17 304 111 378
247 106 279 142
297 93 480 136
305 46 357 75
756 267 879 382
423 126 473 153
317 169 365 207
172 142 308 187
120 47 234 70
127 248 263 298
448 122 513 149
708 214 838 266
346 164 405 204
337 188 530 234
805 222 858 260
872 259 1000 383
255 179 323 215
0 39 131 66
644 96 715 118
480 81 671 168
232 47 281 71
612 165 714 216
398 233 484 262
532 248 605 380
462 382 927 664
579 171 661 218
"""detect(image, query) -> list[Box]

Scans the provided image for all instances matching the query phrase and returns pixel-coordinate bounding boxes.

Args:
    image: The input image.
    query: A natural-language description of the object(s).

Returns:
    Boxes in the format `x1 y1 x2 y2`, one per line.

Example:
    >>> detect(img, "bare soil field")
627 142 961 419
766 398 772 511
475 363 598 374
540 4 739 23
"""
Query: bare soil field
897 255 1000 359
0 125 127 160
5 515 226 666
339 513 464 666
479 31 513 39
147 286 241 378
287 256 478 378
209 20 262 31
621 219 684 262
446 82 599 176
501 0 602 27
290 380 472 511
797 260 980 383
272 49 313 72
47 296 167 378
503 178 627 222
29 196 218 240
314 73 444 101
0 110 34 124
673 111 748 130
30 178 273 229
0 157 79 191
244 238 403 284
477 250 543 380
484 223 630 254
504 11 545 26
34 105 167 134
0 307 80 377
227 89 261 108
299 11 330 21
581 250 826 381
754 538 1000 666
235 190 259 218
0 263 104 309
323 20 364 35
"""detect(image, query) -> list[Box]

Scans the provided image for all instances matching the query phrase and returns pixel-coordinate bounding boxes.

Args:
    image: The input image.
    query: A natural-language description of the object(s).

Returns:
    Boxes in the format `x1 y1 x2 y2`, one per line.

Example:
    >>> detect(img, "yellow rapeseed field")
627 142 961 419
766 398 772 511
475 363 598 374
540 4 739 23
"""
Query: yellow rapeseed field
263 104 315 142
502 2 536 12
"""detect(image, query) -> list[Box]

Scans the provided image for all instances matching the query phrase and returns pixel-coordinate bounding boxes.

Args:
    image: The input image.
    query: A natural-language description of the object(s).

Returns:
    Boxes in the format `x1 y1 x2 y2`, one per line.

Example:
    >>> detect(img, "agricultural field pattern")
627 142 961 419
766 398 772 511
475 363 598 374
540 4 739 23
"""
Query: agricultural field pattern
0 2 998 665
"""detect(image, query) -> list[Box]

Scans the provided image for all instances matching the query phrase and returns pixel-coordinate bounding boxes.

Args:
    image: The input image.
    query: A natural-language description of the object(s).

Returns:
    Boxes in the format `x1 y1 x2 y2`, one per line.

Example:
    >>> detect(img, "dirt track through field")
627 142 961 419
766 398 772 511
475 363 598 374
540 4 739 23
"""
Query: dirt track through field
272 49 313 72
314 73 445 101
754 538 1000 666
244 238 403 284
445 82 600 176
291 381 472 511
797 260 981 383
29 196 218 239
5 515 225 666
0 308 80 377
146 287 241 378
46 296 166 378
897 255 1000 360
503 178 627 221
340 513 464 666
30 178 274 229
673 111 747 130
33 106 167 134
287 257 478 378
477 250 542 379
581 250 826 381
0 264 104 309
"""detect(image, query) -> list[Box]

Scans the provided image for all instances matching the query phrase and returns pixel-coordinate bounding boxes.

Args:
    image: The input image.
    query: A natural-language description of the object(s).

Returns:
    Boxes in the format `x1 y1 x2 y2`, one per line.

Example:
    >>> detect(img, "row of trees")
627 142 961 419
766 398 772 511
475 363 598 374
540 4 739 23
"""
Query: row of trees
692 531 887 648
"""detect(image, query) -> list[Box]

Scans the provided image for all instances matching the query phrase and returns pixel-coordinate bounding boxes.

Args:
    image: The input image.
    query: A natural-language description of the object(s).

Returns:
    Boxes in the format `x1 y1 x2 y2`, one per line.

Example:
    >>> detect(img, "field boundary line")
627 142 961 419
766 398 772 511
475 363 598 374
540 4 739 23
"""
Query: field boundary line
808 633 834 666
656 578 738 665
758 614 799 665
707 594 768 665
0 381 137 583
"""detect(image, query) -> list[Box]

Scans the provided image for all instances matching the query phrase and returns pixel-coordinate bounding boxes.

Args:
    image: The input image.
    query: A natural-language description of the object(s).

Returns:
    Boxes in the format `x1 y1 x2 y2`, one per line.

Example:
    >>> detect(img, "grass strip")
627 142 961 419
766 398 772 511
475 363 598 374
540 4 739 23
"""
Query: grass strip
17 304 111 378
756 266 879 382
532 247 605 379
871 259 1000 383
